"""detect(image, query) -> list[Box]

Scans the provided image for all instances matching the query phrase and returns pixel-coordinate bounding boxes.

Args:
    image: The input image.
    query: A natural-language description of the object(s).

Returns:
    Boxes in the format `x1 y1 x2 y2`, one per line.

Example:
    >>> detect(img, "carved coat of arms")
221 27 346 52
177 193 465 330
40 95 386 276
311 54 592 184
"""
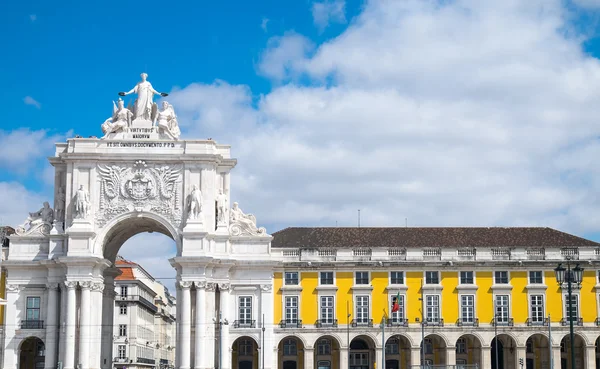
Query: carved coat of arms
96 160 182 227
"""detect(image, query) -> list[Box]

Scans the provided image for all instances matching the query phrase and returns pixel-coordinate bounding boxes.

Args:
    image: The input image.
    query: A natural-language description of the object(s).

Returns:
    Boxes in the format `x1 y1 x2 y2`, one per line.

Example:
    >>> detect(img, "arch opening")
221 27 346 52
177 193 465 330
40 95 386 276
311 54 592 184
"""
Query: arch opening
560 334 586 369
491 334 516 369
232 336 259 369
350 336 376 369
19 337 45 369
313 335 340 369
277 336 305 369
385 334 411 369
454 334 482 368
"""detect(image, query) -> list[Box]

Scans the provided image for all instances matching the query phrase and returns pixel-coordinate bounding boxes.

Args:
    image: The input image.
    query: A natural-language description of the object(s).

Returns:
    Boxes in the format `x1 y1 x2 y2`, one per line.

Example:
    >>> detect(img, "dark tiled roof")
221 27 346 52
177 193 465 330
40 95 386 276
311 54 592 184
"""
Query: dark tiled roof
271 227 599 248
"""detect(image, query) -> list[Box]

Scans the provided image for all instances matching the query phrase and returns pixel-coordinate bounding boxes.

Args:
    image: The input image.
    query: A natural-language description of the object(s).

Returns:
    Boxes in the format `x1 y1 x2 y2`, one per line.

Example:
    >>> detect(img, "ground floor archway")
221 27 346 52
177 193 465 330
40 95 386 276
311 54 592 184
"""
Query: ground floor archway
350 335 376 369
19 337 45 369
313 335 340 369
491 334 516 369
232 336 259 369
525 334 549 369
421 334 446 366
560 333 585 369
385 335 411 369
456 334 481 368
277 336 305 369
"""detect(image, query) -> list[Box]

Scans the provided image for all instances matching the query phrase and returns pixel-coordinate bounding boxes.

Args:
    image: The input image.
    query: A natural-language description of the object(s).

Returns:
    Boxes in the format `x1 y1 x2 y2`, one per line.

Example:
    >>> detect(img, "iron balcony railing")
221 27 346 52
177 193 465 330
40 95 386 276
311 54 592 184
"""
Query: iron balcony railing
233 320 256 328
315 319 338 328
491 317 514 327
526 317 549 326
116 295 158 313
386 318 409 327
279 319 303 328
351 318 373 327
137 358 156 365
423 318 444 327
561 317 583 326
456 318 479 327
113 357 129 363
596 317 600 326
20 320 44 329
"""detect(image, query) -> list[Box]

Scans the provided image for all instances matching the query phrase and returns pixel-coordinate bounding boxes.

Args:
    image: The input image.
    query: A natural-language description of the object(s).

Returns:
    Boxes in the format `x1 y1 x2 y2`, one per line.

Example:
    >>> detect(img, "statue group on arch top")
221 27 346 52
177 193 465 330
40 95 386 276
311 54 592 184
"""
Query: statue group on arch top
101 72 181 140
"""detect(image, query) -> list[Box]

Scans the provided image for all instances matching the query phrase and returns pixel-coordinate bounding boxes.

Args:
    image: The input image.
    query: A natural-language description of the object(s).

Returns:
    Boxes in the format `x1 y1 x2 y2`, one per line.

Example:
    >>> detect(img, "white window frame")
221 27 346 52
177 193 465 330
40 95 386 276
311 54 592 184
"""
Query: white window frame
424 271 440 285
563 293 580 322
319 271 335 285
120 286 128 297
528 271 544 285
494 294 510 324
459 271 475 285
25 296 41 321
456 338 467 354
389 271 405 285
494 271 510 284
529 294 545 324
119 304 127 315
389 294 405 324
238 296 253 323
355 271 370 285
284 295 299 323
284 271 300 285
117 345 126 359
460 294 475 324
320 295 335 324
118 324 127 336
425 294 441 323
355 295 370 324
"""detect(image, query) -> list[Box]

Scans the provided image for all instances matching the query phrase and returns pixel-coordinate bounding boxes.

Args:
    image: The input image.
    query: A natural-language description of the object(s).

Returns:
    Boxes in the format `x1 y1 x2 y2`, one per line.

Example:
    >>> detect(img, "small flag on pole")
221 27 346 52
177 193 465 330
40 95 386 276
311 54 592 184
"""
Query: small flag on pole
392 292 400 312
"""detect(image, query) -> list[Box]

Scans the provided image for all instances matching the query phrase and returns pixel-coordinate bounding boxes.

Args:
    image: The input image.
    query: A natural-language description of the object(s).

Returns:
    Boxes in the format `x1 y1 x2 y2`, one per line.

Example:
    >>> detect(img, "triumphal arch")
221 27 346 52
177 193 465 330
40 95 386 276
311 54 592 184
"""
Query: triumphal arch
3 74 274 369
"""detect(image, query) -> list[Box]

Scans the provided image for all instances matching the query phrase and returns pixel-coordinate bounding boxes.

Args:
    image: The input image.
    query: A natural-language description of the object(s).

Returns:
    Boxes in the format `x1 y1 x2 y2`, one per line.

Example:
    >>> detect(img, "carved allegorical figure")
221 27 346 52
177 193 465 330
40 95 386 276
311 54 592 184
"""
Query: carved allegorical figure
216 189 228 225
119 73 168 121
186 185 202 220
16 202 54 235
229 202 266 236
74 185 90 219
155 101 181 140
101 98 133 138
54 186 66 223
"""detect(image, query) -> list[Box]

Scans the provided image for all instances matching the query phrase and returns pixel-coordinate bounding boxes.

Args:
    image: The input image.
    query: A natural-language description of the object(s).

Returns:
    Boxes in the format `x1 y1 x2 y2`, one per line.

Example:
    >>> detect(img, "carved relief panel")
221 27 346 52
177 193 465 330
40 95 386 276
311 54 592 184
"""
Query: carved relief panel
95 160 183 228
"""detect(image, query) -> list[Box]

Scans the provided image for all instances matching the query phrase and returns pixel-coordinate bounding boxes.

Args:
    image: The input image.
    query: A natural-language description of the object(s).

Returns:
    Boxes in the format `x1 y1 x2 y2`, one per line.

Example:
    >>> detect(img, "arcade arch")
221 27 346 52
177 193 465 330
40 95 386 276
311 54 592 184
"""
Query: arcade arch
350 335 376 369
560 333 586 369
491 334 517 369
422 334 447 366
385 334 411 369
455 334 482 368
313 335 341 369
232 336 259 369
19 337 45 369
277 336 305 369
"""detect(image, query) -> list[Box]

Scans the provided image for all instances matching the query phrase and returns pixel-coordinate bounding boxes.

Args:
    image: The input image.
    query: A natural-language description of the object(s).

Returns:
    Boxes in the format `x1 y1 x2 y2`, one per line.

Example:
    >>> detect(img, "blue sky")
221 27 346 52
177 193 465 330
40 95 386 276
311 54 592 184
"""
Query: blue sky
5 0 600 285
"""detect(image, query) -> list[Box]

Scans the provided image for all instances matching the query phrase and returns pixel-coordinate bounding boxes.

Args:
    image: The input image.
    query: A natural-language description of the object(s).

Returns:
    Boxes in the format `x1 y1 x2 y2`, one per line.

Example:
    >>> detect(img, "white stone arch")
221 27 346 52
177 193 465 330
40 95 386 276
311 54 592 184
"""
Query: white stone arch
350 332 379 348
277 334 309 348
558 331 590 346
386 332 414 347
313 333 343 349
424 332 450 348
489 331 519 347
455 332 485 348
17 335 45 351
230 333 261 347
94 210 182 262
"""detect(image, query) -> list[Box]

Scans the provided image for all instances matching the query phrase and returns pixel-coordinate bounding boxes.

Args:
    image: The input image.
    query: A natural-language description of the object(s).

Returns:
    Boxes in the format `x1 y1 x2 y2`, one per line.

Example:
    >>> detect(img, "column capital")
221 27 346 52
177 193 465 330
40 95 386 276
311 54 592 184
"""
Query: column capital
6 284 20 293
218 282 230 291
46 282 60 291
195 281 206 289
179 281 193 289
91 282 105 292
64 280 78 290
206 282 217 291
260 284 272 292
80 281 92 290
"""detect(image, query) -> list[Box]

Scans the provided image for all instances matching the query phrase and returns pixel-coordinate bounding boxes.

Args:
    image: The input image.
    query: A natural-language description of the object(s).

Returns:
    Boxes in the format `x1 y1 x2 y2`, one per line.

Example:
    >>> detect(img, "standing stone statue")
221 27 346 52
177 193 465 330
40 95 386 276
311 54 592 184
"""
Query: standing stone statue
54 186 66 223
216 189 228 224
187 185 202 220
74 185 90 219
119 73 168 121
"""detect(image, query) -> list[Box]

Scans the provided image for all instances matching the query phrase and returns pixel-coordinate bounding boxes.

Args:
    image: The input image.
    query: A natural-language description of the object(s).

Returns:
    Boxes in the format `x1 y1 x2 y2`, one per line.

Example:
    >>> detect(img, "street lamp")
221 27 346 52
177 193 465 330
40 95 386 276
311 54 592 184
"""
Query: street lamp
554 258 583 369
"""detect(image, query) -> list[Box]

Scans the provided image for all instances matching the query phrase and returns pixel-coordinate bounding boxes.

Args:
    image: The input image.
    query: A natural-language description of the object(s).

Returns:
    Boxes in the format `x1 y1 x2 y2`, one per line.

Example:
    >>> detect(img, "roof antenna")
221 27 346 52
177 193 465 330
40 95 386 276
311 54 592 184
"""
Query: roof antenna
405 218 408 228
358 209 361 228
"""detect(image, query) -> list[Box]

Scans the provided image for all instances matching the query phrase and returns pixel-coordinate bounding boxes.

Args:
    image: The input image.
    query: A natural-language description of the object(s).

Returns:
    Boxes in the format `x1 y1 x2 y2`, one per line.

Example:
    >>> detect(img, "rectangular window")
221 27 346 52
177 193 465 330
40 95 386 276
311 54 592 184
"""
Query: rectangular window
456 339 467 354
317 339 331 355
425 271 439 284
529 271 543 284
425 295 440 323
118 345 126 359
118 324 127 336
239 296 252 323
460 295 475 323
350 353 369 367
460 271 474 284
355 295 369 324
26 297 41 321
565 295 579 322
390 294 405 323
284 272 299 285
424 339 433 354
495 295 509 324
494 271 509 284
390 271 404 285
120 286 128 297
285 296 298 323
119 304 127 315
530 295 544 324
320 272 334 285
320 296 334 324
355 271 369 285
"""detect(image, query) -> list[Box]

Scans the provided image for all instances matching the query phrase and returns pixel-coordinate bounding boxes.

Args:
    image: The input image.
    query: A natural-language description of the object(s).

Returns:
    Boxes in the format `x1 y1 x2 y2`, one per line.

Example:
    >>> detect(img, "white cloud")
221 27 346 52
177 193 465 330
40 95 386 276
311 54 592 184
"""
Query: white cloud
0 128 65 174
167 0 600 236
312 0 346 31
261 17 269 32
23 96 41 109
29 14 37 22
0 182 46 228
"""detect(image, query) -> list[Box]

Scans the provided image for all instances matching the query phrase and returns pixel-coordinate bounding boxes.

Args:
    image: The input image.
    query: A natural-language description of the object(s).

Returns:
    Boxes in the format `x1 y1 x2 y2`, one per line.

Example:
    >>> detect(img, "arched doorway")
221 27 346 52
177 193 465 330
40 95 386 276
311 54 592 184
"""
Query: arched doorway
385 335 411 369
491 334 516 369
525 334 549 369
595 337 600 369
350 336 376 369
313 335 341 369
19 337 45 369
278 336 304 369
560 334 585 369
421 334 446 366
232 336 259 369
455 334 482 368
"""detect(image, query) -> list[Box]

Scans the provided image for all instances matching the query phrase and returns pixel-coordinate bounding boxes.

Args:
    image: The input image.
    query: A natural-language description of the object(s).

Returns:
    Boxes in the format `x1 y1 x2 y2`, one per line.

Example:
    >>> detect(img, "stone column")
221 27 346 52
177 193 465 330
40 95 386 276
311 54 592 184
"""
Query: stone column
90 282 105 369
180 281 193 369
219 283 231 369
64 281 78 369
3 285 20 369
553 346 562 369
375 346 383 369
304 348 314 369
194 282 206 369
410 348 421 366
204 283 217 369
44 283 60 369
176 283 182 369
100 272 117 369
481 347 491 369
260 284 274 369
79 281 92 369
446 346 456 366
340 348 349 369
516 346 526 369
586 345 595 369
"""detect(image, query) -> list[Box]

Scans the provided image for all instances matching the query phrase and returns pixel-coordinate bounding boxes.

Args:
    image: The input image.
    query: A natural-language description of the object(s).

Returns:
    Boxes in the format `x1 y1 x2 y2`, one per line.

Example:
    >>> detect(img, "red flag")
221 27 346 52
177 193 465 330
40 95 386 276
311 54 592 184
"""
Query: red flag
392 292 400 312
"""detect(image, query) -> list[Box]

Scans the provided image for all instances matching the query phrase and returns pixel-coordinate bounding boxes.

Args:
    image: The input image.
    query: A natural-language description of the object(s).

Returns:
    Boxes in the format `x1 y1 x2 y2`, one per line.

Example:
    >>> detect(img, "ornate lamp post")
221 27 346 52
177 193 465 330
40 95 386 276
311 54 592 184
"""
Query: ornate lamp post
554 258 583 369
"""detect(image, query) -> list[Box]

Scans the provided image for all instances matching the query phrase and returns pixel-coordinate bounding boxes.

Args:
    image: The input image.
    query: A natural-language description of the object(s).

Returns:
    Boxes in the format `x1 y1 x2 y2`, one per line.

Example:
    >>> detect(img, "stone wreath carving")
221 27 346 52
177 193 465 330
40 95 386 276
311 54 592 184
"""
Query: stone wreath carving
96 160 182 227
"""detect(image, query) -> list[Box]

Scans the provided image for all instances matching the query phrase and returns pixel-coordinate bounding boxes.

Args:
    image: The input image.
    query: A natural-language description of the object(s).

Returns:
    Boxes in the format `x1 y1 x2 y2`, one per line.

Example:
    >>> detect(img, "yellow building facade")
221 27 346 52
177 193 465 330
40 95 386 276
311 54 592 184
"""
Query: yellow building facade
267 227 600 369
